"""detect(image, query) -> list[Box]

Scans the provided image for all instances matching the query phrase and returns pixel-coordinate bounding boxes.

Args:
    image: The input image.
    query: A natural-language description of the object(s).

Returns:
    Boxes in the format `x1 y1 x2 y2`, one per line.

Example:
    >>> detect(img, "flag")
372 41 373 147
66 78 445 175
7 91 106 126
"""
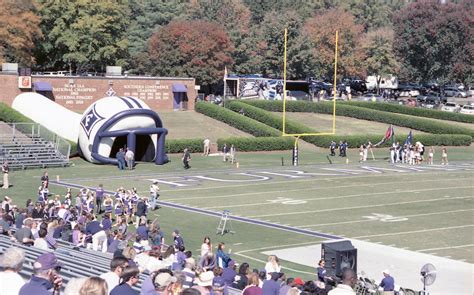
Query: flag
374 125 395 146
404 130 413 146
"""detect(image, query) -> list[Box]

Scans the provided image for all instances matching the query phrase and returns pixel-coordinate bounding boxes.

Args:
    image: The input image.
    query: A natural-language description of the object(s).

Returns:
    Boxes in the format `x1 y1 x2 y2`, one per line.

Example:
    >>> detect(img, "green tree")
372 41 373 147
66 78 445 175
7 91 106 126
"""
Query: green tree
362 28 400 93
393 1 473 84
0 0 41 66
148 20 234 86
35 0 130 72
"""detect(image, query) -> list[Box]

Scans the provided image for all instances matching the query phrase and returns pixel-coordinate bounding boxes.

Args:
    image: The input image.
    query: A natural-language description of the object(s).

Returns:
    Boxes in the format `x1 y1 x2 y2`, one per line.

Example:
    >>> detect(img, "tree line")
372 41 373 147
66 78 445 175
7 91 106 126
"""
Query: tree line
0 0 471 88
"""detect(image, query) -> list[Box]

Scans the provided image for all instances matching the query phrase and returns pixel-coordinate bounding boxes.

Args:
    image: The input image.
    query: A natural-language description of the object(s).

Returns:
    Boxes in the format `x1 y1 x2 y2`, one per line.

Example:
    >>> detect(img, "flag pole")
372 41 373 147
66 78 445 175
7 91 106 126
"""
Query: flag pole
282 28 288 135
332 30 339 134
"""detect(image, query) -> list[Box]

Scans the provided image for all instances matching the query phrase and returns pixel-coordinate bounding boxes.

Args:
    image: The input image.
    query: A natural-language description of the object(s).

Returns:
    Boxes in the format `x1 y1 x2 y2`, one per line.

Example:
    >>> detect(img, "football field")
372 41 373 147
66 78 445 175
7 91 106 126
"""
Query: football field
6 148 474 290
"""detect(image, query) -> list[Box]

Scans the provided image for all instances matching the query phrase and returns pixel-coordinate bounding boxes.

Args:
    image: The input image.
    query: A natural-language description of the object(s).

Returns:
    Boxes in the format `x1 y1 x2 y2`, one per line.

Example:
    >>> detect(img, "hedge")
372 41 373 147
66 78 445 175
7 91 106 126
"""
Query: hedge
0 102 79 155
195 102 281 137
240 100 474 139
166 138 204 153
225 100 317 135
342 101 474 124
217 137 294 151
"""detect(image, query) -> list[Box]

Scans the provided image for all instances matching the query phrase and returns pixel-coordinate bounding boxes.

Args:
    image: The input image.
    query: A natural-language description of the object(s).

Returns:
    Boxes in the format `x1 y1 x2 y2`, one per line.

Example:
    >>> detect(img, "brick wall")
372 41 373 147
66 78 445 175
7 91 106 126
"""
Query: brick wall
0 73 197 112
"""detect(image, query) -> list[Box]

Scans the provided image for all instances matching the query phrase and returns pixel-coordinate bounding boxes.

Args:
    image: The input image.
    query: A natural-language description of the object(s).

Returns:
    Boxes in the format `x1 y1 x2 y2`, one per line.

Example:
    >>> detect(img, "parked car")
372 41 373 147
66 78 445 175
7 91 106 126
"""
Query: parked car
467 85 474 97
443 87 467 98
441 102 461 112
460 104 474 115
398 89 420 97
359 93 384 102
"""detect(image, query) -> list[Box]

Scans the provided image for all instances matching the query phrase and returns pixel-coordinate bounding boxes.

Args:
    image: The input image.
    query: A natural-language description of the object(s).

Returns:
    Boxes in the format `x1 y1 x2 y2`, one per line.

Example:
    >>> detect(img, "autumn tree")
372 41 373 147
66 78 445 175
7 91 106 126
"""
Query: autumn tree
35 0 130 72
393 1 473 84
148 20 234 86
362 28 400 93
0 0 41 65
303 8 366 80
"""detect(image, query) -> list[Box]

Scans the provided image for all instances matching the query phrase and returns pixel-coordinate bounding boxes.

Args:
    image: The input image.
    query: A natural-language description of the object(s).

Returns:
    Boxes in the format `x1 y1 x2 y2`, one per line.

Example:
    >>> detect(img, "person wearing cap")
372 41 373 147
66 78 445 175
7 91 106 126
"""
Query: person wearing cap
0 247 26 294
172 229 184 249
100 257 129 294
153 271 177 294
262 272 282 295
328 268 356 295
221 259 237 285
379 269 395 294
192 271 214 294
19 252 63 295
110 266 140 295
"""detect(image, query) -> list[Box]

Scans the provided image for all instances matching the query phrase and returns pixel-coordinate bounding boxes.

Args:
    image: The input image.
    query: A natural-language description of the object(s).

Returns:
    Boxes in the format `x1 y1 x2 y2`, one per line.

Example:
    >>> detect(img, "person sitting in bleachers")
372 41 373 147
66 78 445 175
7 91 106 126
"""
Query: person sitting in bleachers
13 217 35 245
79 276 108 295
100 256 129 294
0 247 26 294
19 252 63 295
34 228 49 250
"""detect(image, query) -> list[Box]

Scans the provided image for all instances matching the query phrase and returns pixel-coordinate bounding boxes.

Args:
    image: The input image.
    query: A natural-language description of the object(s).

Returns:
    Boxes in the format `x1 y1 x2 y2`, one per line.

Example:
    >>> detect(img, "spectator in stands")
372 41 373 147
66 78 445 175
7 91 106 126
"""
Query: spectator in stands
13 217 35 245
0 210 12 236
80 276 108 295
72 222 85 247
182 258 196 289
262 272 282 295
172 229 184 249
216 242 231 268
110 266 140 295
201 236 212 257
279 277 294 295
0 247 26 294
100 257 129 294
150 223 164 248
198 252 216 272
221 260 237 285
116 148 126 170
193 271 214 294
19 252 63 295
102 213 113 232
15 208 27 229
96 184 105 213
34 228 49 250
2 160 9 189
86 214 108 252
316 259 333 286
233 262 250 290
32 202 44 219
64 278 87 295
328 268 357 295
265 255 281 280
242 272 262 295
380 270 395 294
1 196 12 213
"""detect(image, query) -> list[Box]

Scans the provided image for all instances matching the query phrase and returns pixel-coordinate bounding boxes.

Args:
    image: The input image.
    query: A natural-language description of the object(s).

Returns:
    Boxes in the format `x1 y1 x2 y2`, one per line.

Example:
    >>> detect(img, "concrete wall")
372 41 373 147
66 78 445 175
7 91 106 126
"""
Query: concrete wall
0 73 197 112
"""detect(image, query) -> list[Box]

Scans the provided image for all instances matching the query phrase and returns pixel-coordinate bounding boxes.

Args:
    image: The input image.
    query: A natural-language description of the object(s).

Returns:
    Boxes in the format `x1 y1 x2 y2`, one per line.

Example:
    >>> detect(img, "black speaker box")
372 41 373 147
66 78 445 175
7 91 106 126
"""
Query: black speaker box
321 240 357 278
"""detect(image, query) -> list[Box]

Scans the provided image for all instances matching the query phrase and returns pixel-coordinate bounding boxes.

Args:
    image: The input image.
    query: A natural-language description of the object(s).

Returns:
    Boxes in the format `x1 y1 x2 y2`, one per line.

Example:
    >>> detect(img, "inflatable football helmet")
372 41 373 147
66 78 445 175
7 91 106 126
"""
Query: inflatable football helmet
78 96 168 165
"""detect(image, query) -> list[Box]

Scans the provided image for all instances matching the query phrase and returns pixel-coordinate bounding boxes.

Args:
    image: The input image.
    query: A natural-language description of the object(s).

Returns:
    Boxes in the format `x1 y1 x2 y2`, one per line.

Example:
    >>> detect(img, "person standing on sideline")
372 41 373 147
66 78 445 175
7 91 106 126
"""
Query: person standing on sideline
222 144 228 162
182 148 191 169
329 141 336 156
149 181 160 210
2 161 9 189
379 270 395 295
441 147 448 165
116 149 126 170
328 268 357 295
230 144 236 164
96 184 104 214
203 138 210 156
428 147 434 165
125 148 134 170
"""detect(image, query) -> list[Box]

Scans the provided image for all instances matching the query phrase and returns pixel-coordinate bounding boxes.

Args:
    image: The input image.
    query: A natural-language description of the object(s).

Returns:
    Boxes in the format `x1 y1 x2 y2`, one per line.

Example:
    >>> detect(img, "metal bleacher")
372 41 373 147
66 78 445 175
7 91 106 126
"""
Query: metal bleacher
0 122 70 170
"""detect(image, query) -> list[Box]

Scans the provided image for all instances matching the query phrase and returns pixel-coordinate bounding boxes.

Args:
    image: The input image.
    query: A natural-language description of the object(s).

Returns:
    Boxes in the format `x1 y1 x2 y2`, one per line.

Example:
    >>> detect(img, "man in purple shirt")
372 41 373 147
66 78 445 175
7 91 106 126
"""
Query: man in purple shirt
96 184 104 214
262 272 282 295
19 253 63 295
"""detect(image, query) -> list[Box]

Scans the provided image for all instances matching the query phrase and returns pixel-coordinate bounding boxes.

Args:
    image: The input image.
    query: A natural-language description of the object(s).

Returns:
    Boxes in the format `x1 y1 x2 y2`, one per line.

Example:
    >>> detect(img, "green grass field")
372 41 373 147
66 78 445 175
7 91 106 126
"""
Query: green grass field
4 146 473 280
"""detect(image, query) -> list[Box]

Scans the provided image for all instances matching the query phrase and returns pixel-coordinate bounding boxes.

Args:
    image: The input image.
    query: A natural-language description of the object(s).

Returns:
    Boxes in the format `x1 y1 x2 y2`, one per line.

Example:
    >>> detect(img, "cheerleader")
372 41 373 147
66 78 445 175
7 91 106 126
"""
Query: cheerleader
80 188 89 203
37 186 46 204
41 185 49 202
428 147 434 165
64 194 72 208
103 195 113 215
114 200 124 225
86 194 95 214
441 147 448 165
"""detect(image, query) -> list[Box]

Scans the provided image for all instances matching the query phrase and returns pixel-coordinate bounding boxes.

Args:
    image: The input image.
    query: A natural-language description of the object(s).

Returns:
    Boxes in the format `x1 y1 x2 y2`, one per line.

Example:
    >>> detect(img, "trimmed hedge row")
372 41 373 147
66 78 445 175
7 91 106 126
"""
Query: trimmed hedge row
166 138 204 153
342 101 474 124
240 100 474 139
217 137 294 151
195 102 281 137
225 100 316 135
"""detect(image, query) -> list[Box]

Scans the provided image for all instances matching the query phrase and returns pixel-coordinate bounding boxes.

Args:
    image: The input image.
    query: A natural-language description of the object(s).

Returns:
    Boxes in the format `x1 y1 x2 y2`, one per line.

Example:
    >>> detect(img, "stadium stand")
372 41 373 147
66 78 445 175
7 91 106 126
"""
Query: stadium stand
0 122 70 169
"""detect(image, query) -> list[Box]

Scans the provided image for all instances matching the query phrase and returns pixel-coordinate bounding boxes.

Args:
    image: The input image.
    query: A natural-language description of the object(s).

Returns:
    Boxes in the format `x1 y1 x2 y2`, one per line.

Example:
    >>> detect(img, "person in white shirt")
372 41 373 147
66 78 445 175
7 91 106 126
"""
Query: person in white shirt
264 255 281 280
0 247 26 294
34 228 50 250
125 149 134 170
328 268 357 295
203 138 210 156
100 257 129 294
201 236 212 257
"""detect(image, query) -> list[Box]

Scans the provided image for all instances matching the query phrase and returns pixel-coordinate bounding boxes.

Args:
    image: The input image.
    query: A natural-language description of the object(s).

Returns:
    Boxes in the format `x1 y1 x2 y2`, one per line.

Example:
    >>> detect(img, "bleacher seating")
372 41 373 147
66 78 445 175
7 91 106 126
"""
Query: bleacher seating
0 123 70 170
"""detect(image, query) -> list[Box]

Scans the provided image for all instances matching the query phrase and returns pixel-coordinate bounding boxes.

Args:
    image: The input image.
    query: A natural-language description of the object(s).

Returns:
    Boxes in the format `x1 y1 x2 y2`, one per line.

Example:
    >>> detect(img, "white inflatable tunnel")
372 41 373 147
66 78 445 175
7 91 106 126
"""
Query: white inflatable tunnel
12 93 169 165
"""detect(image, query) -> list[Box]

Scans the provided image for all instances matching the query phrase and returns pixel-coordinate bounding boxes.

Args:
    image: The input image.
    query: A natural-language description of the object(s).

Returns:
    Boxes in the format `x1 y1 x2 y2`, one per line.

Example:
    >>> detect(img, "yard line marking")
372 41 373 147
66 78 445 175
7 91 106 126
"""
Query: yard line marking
417 244 474 252
235 241 321 254
233 252 315 275
247 195 473 218
352 225 474 239
206 185 473 210
298 208 474 228
164 176 471 202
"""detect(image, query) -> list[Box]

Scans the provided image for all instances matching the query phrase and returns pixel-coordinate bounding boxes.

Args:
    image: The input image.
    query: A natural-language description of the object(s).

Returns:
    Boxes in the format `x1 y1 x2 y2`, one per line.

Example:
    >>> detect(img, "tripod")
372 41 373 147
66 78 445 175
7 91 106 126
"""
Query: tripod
216 210 235 235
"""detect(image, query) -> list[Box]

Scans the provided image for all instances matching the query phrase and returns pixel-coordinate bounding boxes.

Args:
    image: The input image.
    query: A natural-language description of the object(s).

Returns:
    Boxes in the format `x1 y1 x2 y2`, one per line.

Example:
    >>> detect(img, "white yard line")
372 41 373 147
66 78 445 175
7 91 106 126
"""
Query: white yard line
298 208 474 228
246 195 473 218
232 252 315 275
353 225 474 239
235 241 322 254
417 244 474 252
164 176 471 202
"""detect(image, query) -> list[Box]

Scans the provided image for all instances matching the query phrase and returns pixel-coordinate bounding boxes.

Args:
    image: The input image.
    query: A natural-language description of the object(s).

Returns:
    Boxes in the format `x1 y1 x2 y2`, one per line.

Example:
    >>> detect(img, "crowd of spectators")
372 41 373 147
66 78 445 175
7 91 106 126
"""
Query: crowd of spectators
0 172 374 295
